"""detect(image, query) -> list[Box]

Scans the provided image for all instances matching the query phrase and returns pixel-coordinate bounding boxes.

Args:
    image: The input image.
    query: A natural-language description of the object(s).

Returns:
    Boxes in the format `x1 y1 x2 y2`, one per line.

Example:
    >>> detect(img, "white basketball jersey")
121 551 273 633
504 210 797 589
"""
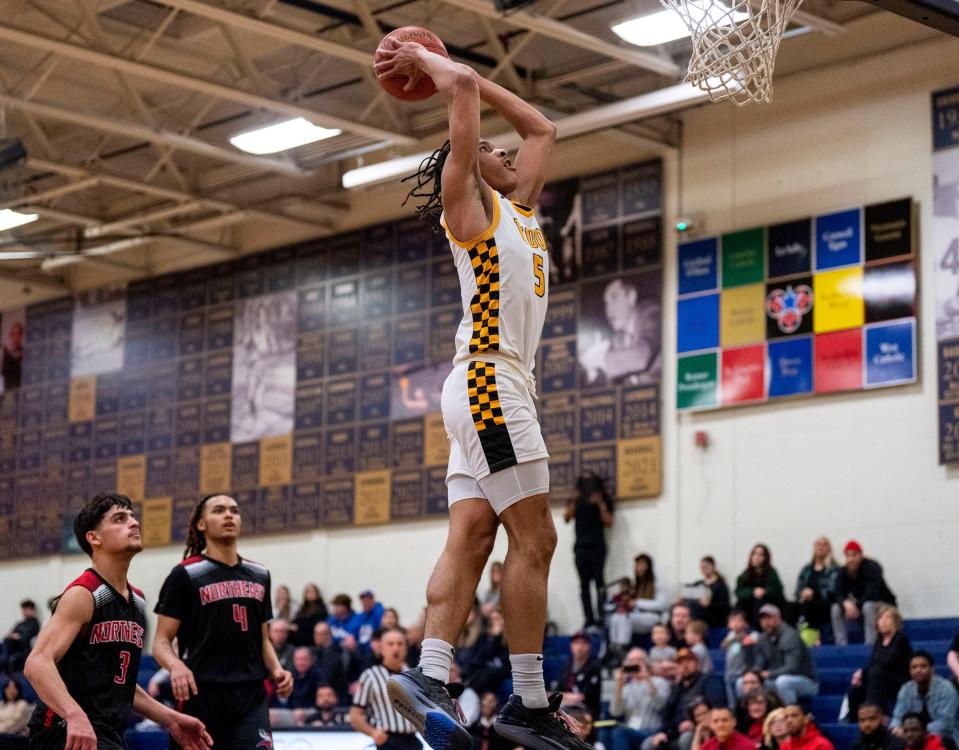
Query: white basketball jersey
441 189 549 378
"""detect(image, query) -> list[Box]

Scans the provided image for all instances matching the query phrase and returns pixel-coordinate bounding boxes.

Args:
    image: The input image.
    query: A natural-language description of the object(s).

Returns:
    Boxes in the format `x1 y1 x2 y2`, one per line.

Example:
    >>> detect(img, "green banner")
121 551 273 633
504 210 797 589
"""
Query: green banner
722 228 765 287
677 352 718 409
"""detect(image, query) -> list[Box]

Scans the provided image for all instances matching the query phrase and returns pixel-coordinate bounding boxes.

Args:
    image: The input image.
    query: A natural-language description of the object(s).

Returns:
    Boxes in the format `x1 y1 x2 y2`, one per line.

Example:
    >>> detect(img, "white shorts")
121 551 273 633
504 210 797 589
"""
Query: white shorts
448 460 550 516
442 359 550 513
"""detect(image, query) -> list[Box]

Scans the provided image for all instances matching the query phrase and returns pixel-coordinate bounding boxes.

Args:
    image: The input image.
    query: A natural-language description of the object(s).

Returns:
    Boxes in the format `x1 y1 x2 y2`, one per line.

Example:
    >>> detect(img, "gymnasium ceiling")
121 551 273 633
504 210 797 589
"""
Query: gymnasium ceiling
0 0 945 303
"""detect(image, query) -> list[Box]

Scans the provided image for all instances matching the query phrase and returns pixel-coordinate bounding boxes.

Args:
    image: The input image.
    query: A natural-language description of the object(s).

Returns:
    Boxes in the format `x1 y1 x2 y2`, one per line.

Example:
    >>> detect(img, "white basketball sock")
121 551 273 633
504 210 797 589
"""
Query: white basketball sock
419 638 455 683
509 653 548 709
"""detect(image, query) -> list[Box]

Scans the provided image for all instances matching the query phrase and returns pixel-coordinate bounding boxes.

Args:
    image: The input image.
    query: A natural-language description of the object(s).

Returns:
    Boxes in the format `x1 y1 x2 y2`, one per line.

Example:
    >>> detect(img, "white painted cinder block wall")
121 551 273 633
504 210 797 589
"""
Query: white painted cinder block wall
2 25 959 641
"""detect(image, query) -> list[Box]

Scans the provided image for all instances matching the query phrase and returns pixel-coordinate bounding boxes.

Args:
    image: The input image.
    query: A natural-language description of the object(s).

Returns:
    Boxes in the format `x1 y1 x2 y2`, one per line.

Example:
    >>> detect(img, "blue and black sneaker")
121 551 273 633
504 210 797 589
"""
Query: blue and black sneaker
493 693 594 750
387 668 472 750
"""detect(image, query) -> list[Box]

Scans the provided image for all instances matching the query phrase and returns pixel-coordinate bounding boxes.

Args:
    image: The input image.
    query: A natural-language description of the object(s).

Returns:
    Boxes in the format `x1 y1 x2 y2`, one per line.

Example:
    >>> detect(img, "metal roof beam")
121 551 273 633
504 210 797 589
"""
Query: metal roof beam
0 23 415 145
0 92 309 176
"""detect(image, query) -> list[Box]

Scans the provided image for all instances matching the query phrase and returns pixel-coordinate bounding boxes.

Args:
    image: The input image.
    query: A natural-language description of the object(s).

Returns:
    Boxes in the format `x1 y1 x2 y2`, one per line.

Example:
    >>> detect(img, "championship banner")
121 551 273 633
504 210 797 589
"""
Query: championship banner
140 497 172 547
934 85 959 463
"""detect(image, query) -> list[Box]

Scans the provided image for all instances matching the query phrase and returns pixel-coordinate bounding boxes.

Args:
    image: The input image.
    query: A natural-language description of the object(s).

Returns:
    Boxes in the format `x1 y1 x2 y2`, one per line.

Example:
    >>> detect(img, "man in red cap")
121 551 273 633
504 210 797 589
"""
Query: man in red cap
831 540 897 646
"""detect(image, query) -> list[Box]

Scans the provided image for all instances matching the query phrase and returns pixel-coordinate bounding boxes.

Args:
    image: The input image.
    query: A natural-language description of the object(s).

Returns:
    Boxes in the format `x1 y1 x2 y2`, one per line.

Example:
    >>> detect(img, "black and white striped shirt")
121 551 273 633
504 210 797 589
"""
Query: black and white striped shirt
353 665 417 734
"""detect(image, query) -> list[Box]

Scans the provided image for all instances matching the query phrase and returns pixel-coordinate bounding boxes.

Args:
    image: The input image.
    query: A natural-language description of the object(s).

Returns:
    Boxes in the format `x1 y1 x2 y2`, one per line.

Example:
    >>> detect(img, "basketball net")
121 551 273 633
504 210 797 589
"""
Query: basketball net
659 0 803 105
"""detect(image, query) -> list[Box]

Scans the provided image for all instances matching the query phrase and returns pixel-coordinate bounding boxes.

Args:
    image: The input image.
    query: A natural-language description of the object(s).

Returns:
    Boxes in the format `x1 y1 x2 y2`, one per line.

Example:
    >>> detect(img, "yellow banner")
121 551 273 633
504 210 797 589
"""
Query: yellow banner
116 455 146 501
616 436 662 498
423 412 450 466
354 469 391 526
720 283 765 347
260 434 293 486
200 443 232 495
141 497 172 547
814 267 864 333
69 377 96 423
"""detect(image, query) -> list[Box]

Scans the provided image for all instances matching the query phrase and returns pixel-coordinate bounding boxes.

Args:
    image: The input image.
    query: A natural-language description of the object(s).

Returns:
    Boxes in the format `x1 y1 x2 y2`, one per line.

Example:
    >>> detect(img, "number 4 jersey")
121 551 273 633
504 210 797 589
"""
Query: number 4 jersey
154 556 272 684
30 569 147 741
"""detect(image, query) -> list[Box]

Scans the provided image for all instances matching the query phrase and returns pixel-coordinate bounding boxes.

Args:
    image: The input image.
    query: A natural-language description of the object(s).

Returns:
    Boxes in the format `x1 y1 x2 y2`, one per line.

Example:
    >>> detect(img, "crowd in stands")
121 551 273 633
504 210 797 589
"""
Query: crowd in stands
3 499 959 750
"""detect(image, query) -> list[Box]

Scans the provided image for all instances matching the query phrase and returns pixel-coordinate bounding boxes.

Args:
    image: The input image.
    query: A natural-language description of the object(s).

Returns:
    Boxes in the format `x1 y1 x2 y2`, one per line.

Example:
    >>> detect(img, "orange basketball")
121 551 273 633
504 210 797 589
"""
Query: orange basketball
375 26 449 102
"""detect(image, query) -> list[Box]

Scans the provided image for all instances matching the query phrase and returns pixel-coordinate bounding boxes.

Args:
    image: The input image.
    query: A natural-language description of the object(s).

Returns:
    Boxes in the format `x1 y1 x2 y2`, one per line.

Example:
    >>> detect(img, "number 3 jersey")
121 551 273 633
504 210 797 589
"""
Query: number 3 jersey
30 569 146 737
154 555 273 684
442 188 549 379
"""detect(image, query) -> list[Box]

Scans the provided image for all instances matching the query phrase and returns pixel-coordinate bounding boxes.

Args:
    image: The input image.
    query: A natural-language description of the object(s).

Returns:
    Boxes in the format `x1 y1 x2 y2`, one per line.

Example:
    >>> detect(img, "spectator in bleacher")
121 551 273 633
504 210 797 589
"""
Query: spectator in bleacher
735 546 786 629
270 619 296 671
328 593 362 643
831 541 897 647
650 699 713 750
947 628 959 692
642 649 726 750
736 677 784 738
449 661 480 726
288 647 321 709
338 633 365 696
752 605 818 705
762 708 789 750
610 554 671 651
738 689 772 746
651 624 679 679
685 621 714 675
2 601 39 673
902 712 950 750
671 604 694 648
457 601 485 670
723 610 759 707
382 607 400 630
846 605 913 719
779 705 834 750
405 620 424 668
610 648 671 750
469 691 514 750
739 670 784 708
350 628 420 750
274 584 296 622
481 561 503 617
303 684 348 727
853 703 906 750
463 609 510 694
556 630 602 717
795 537 840 643
312 622 348 704
567 705 607 750
696 706 755 750
356 590 384 655
0 677 31 744
292 583 328 646
890 652 958 746
685 557 732 630
565 471 615 628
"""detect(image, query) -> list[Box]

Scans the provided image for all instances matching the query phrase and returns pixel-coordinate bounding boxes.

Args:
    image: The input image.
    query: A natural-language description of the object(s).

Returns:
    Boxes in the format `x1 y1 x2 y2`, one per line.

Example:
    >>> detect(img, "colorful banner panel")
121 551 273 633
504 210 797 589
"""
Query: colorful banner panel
933 85 959 462
676 197 917 411
0 161 664 557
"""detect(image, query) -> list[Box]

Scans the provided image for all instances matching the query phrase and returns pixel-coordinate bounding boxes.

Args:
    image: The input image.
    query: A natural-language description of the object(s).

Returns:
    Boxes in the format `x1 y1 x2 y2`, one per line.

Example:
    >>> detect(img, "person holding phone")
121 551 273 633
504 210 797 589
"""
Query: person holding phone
610 649 671 750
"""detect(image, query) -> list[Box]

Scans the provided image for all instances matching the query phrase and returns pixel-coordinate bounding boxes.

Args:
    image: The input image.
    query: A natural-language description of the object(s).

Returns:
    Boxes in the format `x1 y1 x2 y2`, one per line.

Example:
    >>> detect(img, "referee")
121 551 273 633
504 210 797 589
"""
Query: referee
350 627 422 750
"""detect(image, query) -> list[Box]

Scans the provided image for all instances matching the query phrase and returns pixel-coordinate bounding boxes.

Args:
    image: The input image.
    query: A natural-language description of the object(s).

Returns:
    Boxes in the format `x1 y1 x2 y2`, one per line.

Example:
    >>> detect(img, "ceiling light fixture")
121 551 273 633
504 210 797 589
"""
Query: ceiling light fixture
0 209 39 231
612 2 750 47
230 118 342 155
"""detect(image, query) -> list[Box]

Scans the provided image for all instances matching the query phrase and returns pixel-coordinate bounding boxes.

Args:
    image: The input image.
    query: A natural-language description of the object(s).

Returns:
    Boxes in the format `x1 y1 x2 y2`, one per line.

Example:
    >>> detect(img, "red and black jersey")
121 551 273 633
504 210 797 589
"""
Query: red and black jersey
154 555 273 684
30 569 147 737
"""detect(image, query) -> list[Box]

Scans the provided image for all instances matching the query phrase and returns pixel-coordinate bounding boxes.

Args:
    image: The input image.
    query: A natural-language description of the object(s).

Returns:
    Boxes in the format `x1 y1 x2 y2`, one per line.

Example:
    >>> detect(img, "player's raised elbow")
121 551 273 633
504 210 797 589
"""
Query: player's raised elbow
451 68 479 96
537 119 558 139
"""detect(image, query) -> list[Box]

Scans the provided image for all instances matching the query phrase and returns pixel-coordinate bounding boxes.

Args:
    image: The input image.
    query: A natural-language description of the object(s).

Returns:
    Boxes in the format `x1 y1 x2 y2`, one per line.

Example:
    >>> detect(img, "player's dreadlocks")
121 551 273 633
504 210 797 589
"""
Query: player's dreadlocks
401 140 451 226
183 494 220 559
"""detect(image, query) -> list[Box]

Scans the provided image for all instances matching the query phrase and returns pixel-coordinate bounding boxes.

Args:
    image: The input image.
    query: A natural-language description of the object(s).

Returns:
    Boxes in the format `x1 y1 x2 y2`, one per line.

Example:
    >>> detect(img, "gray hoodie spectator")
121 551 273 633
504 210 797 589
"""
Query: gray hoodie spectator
752 605 818 705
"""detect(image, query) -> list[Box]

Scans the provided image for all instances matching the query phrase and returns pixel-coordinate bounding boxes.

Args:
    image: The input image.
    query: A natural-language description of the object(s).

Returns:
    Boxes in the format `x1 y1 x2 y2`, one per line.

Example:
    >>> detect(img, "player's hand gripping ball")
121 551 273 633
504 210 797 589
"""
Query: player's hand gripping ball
374 26 449 101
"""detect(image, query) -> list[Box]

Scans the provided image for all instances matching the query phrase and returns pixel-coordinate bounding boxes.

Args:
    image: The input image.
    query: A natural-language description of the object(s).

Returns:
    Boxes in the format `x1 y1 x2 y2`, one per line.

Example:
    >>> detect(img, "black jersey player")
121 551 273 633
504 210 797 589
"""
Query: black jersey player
153 494 293 750
24 493 212 750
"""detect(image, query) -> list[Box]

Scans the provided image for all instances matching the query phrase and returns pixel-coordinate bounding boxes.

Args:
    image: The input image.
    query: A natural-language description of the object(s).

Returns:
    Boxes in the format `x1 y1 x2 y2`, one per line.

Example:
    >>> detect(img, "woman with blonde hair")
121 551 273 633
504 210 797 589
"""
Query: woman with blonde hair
794 536 840 641
761 708 788 750
846 604 912 718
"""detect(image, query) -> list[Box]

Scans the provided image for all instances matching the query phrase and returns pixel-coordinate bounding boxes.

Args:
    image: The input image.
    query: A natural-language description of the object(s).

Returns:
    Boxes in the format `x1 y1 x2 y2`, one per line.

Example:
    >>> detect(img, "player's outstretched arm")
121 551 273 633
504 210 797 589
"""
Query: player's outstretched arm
375 43 489 241
23 587 97 750
132 686 212 750
152 615 197 702
260 622 293 699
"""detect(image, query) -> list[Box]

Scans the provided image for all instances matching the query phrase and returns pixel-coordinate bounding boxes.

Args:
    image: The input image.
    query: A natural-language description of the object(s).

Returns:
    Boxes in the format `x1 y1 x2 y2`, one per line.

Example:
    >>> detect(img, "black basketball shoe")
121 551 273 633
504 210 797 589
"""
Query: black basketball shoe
493 693 594 750
386 668 472 750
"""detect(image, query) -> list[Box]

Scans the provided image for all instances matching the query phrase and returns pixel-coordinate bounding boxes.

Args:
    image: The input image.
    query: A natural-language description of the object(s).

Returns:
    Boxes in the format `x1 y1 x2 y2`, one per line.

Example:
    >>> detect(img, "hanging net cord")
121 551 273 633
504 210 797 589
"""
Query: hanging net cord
659 0 804 105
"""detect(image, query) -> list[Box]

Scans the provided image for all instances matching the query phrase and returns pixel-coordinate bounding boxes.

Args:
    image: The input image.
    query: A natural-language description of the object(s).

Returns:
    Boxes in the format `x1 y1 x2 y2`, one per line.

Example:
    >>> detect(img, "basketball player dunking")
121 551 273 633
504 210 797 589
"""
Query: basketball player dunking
25 493 212 750
153 494 293 750
375 41 591 750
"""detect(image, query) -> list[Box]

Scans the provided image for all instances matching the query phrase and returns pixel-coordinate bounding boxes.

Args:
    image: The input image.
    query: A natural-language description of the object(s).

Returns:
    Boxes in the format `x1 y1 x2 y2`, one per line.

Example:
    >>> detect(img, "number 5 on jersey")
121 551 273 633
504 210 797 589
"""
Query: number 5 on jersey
533 254 545 297
233 603 249 631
